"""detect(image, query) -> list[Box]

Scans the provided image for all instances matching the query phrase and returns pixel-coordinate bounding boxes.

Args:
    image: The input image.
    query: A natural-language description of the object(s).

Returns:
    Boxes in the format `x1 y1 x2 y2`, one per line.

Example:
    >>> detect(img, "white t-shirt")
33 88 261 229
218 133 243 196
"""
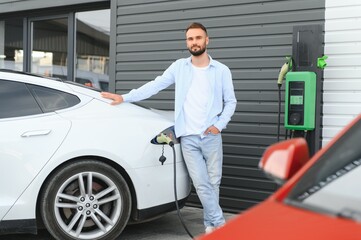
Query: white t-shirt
183 65 211 136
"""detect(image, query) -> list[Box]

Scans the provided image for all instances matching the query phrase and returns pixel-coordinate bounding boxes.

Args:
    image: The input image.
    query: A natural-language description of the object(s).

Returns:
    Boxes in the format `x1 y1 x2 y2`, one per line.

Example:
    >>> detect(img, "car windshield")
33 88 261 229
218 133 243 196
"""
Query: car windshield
286 118 361 219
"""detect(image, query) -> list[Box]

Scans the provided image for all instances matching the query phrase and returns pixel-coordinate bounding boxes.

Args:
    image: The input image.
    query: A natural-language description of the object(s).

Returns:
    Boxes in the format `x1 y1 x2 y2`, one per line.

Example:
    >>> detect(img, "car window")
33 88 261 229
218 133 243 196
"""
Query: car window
75 77 92 87
287 119 361 217
27 84 80 113
99 81 109 91
0 80 42 118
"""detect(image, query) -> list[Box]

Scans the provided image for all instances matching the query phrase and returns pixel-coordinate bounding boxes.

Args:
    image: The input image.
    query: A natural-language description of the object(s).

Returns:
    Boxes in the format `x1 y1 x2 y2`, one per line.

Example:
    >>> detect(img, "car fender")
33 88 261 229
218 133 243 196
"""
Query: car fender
1 146 136 221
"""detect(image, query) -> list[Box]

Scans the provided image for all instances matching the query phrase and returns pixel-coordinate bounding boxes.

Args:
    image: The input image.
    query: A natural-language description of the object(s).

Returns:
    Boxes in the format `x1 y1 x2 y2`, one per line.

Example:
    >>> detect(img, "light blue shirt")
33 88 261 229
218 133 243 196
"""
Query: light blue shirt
122 55 237 138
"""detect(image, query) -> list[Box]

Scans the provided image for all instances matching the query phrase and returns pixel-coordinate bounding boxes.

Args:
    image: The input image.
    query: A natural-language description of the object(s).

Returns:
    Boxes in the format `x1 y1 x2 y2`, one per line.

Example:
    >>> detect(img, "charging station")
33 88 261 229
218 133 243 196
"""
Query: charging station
281 24 324 155
285 71 316 130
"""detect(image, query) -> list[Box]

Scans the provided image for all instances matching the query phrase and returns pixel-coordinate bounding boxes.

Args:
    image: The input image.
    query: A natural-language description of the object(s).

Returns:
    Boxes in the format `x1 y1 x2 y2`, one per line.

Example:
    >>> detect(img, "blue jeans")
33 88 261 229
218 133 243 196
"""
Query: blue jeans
181 134 225 228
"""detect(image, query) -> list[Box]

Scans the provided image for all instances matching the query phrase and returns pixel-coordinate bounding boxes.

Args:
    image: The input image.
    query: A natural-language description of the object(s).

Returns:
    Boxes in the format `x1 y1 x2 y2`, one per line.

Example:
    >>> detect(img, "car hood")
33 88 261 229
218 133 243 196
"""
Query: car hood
198 200 361 240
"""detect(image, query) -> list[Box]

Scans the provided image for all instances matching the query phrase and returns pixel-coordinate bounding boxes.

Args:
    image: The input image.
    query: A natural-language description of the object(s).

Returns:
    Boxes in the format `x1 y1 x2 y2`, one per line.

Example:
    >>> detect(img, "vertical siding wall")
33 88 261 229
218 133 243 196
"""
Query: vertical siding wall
114 0 325 212
323 0 361 146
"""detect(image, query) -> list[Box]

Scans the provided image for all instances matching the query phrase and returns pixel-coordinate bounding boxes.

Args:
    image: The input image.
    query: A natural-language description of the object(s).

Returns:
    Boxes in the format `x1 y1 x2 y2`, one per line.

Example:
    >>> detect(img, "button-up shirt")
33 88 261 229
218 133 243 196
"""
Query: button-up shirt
122 55 237 138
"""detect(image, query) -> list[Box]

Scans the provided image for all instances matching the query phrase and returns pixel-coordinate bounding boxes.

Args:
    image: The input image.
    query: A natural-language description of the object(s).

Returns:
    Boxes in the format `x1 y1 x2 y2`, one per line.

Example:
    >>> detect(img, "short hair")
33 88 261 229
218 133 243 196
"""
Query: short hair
185 22 208 35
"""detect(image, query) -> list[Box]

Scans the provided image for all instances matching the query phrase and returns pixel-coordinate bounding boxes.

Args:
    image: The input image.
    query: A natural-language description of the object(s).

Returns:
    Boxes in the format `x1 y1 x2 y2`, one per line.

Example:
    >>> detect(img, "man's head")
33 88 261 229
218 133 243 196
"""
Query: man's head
185 22 209 57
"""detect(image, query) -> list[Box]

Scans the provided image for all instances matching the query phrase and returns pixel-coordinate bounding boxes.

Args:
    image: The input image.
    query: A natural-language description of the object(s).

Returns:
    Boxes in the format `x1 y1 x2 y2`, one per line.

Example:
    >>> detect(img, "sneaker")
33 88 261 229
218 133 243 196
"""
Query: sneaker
205 226 215 234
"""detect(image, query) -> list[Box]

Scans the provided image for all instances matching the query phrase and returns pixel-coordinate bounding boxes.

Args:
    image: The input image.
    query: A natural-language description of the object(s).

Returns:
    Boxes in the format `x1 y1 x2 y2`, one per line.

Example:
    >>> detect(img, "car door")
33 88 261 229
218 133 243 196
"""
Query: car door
0 79 74 220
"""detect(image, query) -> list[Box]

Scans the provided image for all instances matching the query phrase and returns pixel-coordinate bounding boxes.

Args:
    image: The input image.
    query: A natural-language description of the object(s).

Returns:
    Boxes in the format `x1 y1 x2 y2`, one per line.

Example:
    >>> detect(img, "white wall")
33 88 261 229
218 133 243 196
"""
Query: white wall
323 0 361 145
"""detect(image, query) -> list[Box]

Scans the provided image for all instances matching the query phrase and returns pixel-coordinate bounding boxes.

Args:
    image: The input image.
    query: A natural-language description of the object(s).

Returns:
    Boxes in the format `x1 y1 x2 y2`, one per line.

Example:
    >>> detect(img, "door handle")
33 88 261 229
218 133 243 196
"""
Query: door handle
21 129 52 137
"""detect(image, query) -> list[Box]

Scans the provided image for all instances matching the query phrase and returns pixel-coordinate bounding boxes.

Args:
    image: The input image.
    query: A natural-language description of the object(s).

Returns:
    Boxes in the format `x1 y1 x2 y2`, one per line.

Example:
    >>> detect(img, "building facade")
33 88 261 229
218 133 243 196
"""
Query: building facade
1 0 360 213
323 0 361 145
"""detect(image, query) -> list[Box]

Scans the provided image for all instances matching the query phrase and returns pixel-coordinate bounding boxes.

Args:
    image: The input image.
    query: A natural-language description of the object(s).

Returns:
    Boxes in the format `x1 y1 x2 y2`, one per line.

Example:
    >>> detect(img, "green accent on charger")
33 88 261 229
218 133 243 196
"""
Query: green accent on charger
285 71 316 130
317 55 328 69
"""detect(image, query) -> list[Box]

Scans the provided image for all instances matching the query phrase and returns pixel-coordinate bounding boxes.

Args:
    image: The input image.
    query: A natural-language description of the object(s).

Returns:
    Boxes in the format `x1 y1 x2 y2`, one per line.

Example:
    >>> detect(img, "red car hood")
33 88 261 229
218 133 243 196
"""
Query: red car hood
198 200 361 240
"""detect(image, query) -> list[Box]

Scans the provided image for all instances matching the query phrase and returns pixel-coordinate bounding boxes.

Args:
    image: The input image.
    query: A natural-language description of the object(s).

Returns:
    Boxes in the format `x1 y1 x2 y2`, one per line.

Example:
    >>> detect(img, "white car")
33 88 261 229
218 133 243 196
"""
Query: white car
0 70 191 240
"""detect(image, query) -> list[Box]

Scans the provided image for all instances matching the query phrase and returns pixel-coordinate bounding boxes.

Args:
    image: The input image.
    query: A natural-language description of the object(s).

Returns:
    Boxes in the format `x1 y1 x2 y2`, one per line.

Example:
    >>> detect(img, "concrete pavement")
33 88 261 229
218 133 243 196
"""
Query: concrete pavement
122 206 235 240
0 207 236 240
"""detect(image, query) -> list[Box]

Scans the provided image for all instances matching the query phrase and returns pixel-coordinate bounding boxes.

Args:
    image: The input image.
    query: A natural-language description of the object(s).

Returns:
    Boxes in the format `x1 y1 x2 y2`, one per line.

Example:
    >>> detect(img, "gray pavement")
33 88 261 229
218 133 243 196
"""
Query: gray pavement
0 207 236 240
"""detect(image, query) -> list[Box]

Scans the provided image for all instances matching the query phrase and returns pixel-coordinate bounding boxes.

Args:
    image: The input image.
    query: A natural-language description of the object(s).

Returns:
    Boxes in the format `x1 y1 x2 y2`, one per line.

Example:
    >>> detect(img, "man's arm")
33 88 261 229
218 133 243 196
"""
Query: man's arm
213 68 237 131
101 61 177 105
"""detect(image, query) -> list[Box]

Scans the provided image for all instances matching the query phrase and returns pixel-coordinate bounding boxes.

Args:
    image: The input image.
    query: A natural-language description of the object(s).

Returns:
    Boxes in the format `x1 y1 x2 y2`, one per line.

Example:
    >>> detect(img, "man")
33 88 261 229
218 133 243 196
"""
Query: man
101 22 237 233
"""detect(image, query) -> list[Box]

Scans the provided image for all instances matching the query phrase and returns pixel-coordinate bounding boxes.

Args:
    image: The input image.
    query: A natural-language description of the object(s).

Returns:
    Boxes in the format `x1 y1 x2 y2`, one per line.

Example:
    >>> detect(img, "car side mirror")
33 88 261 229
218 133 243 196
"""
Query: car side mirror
259 138 310 185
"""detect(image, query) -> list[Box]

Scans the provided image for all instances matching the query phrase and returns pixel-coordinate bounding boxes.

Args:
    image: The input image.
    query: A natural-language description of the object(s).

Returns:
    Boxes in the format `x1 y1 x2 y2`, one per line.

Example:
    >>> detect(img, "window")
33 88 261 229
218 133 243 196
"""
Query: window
0 80 41 118
31 18 68 79
0 6 110 91
27 84 80 113
0 19 23 71
75 9 110 91
0 79 80 119
287 120 361 215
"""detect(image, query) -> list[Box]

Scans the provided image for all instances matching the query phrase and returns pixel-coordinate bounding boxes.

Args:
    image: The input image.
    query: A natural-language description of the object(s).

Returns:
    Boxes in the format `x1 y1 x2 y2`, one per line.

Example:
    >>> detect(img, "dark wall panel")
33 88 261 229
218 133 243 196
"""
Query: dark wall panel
114 0 325 213
0 0 109 14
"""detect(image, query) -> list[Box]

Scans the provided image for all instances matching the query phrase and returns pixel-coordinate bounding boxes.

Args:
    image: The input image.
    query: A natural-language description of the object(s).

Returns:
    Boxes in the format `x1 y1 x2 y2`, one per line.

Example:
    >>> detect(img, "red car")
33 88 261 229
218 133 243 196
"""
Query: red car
198 114 361 240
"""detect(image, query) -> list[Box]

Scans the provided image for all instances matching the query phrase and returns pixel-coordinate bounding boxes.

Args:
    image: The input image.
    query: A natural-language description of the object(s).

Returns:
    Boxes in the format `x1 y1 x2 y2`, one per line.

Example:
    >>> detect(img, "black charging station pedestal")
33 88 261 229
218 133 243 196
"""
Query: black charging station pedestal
291 24 324 155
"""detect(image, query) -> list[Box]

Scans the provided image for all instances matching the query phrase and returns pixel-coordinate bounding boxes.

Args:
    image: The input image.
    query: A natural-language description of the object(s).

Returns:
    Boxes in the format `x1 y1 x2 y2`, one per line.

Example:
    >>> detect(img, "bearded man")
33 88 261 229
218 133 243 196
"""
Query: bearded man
101 22 237 234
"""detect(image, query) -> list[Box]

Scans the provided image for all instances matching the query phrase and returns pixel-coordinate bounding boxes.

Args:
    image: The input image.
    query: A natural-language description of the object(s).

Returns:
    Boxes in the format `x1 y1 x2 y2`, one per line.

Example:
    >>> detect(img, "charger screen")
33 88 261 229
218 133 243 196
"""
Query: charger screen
290 95 303 105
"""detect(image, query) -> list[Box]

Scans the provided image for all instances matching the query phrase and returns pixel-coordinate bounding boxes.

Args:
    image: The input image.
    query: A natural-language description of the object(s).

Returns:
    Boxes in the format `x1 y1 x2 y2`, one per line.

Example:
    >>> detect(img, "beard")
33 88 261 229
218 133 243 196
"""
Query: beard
188 45 206 56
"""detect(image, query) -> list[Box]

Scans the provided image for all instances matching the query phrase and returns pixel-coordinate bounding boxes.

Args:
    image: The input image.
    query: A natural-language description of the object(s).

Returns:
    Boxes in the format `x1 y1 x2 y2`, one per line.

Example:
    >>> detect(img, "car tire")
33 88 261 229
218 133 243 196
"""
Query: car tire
40 159 131 240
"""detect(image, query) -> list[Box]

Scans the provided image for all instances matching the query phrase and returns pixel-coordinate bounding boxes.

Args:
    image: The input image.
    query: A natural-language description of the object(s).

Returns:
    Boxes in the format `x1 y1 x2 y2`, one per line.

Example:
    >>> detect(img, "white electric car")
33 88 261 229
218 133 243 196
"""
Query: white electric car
0 70 191 240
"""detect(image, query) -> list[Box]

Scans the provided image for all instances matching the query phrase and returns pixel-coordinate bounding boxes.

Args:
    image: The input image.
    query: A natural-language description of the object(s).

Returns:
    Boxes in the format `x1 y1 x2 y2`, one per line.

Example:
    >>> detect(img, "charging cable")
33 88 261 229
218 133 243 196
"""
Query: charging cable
276 56 293 142
155 133 194 239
